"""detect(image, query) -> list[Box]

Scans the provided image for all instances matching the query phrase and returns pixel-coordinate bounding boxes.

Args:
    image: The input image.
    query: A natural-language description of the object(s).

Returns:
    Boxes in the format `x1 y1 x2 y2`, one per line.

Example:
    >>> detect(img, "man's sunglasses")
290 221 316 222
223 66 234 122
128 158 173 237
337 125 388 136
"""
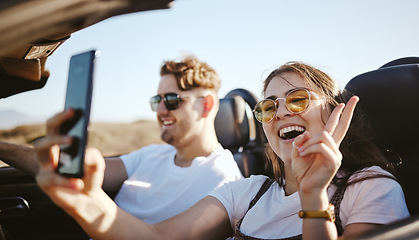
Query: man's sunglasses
253 88 315 123
149 93 187 111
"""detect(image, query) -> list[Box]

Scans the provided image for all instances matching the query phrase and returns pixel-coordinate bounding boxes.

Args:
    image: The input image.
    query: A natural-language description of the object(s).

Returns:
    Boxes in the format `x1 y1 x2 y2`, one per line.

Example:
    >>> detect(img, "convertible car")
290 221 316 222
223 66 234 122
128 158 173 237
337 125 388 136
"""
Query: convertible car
0 1 418 239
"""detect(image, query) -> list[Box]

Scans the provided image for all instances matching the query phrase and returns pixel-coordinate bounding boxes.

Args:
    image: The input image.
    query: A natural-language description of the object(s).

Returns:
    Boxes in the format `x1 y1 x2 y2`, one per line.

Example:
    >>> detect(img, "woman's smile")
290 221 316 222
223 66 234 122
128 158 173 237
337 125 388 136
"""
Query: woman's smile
278 124 306 141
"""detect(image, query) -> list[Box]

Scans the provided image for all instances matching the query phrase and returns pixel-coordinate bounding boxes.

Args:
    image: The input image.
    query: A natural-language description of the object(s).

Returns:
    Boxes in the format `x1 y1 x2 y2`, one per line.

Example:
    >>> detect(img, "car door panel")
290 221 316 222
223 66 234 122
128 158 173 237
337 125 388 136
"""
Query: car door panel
0 167 89 240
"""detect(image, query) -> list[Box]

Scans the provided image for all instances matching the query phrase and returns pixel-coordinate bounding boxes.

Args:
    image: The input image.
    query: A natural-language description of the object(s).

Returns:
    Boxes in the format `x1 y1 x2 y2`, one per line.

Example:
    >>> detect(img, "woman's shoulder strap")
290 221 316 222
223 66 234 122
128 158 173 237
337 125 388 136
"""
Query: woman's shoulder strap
248 178 276 210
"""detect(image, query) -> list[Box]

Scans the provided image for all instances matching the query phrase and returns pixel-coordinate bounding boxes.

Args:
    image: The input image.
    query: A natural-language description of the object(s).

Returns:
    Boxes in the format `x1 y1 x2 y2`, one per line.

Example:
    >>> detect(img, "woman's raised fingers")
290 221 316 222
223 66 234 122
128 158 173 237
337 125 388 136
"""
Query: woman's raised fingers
332 96 359 145
324 96 359 146
294 130 340 157
323 103 345 137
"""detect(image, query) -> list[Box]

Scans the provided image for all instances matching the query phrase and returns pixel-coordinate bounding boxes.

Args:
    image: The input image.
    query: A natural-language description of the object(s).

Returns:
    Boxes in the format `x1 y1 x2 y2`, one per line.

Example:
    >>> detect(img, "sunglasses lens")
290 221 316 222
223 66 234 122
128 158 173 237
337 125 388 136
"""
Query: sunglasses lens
164 93 180 110
253 89 311 122
149 95 162 111
286 89 310 113
254 100 276 123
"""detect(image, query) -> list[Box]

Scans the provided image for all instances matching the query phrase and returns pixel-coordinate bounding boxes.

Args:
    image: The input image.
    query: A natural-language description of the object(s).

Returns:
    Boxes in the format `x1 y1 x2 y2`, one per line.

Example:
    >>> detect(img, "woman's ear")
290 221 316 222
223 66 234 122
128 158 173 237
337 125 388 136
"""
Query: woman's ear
202 95 214 118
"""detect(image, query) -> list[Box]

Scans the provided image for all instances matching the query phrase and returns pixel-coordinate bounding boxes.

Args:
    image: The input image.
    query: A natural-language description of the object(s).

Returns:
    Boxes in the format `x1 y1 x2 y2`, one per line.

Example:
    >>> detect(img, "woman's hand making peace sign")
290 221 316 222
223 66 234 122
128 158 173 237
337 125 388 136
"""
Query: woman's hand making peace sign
291 96 359 195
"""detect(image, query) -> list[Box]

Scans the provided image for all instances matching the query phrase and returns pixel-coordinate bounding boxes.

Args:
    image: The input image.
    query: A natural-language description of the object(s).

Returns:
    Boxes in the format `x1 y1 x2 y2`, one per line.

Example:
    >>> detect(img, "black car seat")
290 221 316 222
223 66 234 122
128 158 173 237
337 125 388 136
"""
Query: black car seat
344 57 419 216
215 88 272 178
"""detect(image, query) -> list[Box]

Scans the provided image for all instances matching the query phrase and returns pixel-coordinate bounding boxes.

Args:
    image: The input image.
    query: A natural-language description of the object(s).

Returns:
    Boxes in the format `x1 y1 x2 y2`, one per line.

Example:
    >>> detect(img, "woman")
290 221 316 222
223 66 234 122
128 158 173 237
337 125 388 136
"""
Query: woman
34 62 409 240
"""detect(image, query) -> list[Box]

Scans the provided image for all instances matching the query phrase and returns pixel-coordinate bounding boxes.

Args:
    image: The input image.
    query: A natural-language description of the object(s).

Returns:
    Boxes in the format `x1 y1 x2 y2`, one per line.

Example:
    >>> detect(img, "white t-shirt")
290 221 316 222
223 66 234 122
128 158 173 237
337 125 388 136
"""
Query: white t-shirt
114 144 243 224
210 166 410 239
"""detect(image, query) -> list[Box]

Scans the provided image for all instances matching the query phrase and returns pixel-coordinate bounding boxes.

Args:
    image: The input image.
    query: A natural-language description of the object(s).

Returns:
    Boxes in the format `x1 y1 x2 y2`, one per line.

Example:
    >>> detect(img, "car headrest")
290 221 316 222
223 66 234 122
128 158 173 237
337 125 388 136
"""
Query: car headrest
215 96 249 151
380 57 419 68
344 63 419 153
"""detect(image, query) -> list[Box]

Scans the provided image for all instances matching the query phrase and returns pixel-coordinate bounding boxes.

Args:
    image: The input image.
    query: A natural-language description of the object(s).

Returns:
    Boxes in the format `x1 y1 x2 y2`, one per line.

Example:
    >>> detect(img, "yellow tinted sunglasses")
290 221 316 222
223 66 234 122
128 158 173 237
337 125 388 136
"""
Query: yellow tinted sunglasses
253 88 315 123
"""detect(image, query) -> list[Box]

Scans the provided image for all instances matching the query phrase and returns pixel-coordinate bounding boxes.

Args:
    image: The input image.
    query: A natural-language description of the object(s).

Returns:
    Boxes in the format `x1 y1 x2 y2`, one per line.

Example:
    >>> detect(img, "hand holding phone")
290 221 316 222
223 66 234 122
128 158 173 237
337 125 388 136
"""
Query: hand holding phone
57 50 97 178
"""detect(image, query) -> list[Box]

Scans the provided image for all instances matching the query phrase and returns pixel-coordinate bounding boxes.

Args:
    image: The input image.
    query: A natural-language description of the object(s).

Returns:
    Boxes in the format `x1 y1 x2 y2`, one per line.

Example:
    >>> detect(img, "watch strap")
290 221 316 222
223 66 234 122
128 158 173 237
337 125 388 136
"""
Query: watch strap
298 203 335 222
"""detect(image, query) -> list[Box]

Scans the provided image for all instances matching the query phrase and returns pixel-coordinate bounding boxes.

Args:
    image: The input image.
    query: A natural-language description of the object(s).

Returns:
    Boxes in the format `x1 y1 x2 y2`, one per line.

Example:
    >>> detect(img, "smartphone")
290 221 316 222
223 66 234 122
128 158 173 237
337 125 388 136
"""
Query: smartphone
57 50 97 178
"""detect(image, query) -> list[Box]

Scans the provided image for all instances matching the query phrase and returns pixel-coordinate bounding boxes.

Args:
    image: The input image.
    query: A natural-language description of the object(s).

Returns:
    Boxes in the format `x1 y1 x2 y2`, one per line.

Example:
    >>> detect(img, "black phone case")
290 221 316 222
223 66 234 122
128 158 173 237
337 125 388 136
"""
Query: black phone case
57 50 96 178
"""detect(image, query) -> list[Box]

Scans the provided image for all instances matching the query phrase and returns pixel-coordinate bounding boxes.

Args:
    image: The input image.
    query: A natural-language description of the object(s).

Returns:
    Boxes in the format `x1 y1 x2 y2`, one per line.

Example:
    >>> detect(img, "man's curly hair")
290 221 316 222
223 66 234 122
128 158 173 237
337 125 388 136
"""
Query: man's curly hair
160 55 221 92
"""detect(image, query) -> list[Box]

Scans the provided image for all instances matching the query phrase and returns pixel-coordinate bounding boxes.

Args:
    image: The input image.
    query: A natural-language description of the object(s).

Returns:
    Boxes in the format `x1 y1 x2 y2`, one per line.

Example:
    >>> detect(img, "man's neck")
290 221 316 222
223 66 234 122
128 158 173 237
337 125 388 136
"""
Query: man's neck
173 136 219 167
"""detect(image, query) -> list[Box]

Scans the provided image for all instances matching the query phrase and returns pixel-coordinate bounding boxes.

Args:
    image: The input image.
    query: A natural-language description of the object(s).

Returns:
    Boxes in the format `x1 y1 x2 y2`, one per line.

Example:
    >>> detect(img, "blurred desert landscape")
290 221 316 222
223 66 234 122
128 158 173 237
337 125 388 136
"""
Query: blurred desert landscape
0 120 164 167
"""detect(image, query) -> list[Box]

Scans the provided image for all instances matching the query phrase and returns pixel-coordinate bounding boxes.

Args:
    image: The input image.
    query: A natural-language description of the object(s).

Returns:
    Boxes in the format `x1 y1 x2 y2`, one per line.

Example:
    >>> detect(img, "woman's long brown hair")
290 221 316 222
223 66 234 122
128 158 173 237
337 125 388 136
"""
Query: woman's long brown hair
262 61 397 187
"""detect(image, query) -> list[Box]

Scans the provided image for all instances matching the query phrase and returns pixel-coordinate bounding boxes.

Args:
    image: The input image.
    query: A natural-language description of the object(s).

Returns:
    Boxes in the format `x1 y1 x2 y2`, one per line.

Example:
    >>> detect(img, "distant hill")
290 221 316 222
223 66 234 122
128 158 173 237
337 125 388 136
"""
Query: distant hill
0 120 164 165
0 110 44 130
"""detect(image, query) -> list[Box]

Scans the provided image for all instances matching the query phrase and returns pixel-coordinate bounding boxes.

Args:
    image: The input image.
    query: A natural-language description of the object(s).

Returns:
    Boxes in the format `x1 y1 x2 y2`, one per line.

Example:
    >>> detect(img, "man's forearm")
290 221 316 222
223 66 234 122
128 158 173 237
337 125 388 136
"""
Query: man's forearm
0 141 39 175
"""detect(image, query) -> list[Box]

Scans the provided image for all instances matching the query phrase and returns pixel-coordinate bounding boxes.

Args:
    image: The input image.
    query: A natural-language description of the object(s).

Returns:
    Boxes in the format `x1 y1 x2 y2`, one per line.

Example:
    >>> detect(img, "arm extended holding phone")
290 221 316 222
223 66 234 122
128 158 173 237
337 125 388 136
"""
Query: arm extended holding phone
57 50 97 178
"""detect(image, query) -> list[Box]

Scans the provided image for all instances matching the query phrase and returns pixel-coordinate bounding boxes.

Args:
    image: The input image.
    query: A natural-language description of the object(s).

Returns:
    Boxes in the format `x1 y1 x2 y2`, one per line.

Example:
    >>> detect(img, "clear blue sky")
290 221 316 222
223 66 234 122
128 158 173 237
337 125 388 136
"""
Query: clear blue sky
2 0 419 126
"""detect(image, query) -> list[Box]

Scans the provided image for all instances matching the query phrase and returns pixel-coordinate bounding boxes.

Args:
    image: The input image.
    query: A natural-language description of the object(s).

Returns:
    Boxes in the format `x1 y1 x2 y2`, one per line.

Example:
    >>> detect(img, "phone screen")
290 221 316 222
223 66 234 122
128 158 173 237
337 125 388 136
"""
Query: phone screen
57 50 97 178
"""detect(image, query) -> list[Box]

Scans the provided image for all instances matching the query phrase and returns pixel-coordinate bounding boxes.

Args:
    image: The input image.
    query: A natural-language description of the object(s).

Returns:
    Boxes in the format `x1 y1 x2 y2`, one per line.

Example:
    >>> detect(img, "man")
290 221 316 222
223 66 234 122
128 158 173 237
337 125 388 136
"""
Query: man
0 55 243 223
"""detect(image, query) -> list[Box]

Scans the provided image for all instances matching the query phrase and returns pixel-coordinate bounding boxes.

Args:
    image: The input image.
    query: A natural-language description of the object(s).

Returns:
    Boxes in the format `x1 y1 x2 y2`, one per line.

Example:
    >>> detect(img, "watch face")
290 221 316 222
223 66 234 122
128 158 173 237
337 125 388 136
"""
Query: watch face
327 203 336 222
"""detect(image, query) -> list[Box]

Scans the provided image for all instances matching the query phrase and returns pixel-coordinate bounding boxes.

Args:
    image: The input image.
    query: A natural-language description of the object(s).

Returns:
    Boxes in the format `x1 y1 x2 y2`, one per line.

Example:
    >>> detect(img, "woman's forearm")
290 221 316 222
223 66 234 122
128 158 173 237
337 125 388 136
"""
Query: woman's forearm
299 190 338 240
68 189 160 240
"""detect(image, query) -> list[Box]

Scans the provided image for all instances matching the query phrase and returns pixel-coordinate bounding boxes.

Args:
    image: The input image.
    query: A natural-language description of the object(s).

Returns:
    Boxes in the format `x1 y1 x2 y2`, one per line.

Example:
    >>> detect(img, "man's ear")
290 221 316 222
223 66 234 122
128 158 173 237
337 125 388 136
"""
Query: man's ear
202 95 214 118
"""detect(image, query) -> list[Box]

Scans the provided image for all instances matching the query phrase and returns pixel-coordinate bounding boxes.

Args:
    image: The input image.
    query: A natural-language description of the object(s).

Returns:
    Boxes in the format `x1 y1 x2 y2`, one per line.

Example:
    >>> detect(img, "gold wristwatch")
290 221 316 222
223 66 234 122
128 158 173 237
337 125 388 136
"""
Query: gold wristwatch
298 203 335 222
